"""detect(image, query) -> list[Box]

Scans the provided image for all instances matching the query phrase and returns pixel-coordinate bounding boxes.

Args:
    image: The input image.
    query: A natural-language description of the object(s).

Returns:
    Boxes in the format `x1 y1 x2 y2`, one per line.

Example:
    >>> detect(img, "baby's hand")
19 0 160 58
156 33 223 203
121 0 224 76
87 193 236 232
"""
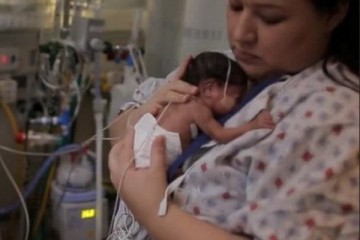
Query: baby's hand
252 110 276 129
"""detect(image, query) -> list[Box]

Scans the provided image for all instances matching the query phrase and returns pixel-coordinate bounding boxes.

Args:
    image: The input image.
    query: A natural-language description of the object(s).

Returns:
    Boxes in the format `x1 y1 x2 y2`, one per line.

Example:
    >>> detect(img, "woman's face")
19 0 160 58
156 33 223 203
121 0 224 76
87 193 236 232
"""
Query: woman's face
227 0 335 79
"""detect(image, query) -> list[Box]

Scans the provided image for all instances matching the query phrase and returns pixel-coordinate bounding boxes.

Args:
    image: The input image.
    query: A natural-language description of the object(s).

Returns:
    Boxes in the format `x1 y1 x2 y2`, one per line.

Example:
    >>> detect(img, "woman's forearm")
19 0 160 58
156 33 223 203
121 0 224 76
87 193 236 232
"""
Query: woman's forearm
141 202 248 240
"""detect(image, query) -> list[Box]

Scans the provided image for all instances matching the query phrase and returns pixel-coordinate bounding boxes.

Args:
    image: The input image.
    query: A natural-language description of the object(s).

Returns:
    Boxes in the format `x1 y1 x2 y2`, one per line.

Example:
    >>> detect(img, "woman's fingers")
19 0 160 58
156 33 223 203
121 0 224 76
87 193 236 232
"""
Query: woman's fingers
173 55 193 80
168 56 198 102
108 142 122 187
163 77 198 104
150 136 167 170
146 56 198 108
122 128 135 163
168 79 198 95
150 79 197 105
151 78 197 105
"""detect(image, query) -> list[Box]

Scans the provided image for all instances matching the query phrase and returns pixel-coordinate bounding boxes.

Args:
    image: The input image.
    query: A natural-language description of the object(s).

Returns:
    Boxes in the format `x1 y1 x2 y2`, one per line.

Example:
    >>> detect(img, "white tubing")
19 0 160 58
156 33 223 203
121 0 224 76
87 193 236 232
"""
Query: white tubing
130 8 143 45
95 112 103 240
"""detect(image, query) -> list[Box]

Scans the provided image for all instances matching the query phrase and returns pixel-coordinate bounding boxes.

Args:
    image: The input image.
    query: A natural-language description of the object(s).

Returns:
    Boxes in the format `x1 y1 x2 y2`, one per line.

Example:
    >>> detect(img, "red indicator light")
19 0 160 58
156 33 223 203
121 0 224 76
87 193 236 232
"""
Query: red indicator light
0 55 10 65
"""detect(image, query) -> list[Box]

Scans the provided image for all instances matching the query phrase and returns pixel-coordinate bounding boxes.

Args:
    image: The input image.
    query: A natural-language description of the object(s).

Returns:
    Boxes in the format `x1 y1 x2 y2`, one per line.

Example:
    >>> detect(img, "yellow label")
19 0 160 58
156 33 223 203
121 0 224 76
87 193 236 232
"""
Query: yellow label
81 209 96 219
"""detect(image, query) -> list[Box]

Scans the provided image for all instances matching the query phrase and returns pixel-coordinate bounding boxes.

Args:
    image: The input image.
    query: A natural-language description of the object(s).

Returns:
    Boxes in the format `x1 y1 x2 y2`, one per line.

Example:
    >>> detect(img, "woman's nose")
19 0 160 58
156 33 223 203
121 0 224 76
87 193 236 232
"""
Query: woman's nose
232 11 257 46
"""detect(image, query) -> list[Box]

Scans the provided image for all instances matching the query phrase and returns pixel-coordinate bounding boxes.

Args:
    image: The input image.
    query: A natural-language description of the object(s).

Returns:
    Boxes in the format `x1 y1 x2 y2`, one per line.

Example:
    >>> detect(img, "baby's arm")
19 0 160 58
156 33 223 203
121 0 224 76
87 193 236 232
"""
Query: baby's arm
193 106 275 143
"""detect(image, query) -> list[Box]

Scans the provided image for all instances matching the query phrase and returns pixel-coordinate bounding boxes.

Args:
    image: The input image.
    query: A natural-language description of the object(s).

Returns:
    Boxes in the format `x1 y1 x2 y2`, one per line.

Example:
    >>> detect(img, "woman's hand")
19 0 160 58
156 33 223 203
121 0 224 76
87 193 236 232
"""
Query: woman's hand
109 56 197 144
108 130 250 240
144 56 198 113
108 128 168 222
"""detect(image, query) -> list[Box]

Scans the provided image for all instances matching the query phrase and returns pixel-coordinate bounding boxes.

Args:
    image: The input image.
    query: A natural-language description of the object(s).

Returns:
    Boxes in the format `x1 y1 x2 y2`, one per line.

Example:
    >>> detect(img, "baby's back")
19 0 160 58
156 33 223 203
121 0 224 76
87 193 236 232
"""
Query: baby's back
157 102 196 150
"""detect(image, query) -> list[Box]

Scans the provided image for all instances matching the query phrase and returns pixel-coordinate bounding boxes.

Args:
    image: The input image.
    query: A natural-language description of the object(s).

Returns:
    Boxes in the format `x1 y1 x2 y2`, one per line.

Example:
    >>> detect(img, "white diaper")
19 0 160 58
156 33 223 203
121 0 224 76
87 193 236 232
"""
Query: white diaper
133 113 182 168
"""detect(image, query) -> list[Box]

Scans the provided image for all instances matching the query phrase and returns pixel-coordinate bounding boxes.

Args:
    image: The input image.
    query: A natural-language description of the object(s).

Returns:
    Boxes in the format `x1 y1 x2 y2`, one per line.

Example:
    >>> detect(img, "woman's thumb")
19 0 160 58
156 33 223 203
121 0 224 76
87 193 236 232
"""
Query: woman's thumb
150 135 167 169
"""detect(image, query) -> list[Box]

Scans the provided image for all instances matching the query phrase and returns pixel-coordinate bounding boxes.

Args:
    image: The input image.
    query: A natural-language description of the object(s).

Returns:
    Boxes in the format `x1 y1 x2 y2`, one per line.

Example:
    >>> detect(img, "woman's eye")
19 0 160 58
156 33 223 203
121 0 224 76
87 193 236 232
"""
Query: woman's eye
231 5 243 11
229 1 243 12
260 15 286 25
263 18 284 25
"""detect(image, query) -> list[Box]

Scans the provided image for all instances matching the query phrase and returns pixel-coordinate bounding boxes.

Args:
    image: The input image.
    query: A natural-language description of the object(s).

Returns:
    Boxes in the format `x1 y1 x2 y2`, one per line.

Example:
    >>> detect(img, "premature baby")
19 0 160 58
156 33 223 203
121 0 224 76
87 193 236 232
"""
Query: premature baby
133 51 275 168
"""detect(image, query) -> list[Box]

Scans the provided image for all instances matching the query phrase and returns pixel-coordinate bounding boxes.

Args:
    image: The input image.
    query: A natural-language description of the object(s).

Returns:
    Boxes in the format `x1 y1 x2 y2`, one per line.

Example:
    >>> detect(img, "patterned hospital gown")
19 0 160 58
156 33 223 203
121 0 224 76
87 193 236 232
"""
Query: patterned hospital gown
118 60 359 240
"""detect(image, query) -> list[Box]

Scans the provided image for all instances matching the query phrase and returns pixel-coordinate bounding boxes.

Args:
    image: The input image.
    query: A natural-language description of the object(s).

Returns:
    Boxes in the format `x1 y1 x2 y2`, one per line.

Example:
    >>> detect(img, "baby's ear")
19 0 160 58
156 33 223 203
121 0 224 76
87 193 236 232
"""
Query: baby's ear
325 1 349 32
198 79 216 97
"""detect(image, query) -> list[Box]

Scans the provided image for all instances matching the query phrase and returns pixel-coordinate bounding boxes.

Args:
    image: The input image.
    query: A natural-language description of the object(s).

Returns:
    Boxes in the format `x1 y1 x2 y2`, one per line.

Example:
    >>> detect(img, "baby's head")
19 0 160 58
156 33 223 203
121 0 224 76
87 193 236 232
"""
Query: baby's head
183 52 248 115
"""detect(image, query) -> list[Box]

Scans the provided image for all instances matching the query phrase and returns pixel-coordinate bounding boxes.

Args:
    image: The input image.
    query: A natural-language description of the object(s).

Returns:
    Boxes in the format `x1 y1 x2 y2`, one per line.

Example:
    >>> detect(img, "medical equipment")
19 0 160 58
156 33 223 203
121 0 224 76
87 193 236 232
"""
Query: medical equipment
0 29 40 240
0 1 153 239
51 181 109 240
0 30 39 76
107 54 142 125
71 16 105 58
0 77 17 103
0 153 30 240
0 48 19 73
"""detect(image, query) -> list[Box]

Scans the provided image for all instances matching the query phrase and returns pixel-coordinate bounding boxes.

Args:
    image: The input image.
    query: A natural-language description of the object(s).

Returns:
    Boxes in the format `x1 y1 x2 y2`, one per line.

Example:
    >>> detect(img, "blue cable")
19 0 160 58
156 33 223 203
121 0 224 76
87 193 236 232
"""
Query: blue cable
0 144 82 216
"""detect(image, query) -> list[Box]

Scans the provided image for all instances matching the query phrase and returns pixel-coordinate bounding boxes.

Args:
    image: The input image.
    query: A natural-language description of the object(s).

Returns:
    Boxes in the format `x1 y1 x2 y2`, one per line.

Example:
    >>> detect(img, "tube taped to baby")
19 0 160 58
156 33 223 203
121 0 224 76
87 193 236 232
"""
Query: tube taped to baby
133 113 182 168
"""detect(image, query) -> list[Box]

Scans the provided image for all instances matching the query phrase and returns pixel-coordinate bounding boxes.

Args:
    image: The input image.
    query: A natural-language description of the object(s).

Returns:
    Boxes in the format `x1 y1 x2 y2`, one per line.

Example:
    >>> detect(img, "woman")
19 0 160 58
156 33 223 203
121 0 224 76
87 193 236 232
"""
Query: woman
109 0 359 239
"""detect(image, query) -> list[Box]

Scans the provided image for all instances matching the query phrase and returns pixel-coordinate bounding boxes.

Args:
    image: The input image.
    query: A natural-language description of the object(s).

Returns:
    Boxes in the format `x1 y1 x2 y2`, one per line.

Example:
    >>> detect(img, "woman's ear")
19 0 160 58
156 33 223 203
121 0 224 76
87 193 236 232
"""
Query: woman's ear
198 79 216 97
325 1 349 32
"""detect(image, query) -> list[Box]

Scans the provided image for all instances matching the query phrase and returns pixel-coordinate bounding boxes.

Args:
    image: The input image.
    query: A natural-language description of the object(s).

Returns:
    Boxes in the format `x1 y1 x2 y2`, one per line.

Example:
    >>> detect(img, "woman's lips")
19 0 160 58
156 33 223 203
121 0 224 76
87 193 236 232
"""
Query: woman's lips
235 51 261 64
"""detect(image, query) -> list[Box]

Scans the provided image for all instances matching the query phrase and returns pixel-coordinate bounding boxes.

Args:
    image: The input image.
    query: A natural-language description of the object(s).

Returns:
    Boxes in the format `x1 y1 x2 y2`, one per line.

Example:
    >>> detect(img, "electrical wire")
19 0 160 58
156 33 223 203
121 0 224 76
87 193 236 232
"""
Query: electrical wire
31 163 56 237
0 103 136 157
0 145 79 157
69 78 82 127
38 39 87 122
0 29 151 238
82 105 137 146
135 47 148 80
0 100 27 214
0 153 30 240
39 73 63 91
0 85 137 218
0 144 82 216
0 101 18 135
0 99 26 159
107 156 135 240
127 45 142 83
108 103 172 239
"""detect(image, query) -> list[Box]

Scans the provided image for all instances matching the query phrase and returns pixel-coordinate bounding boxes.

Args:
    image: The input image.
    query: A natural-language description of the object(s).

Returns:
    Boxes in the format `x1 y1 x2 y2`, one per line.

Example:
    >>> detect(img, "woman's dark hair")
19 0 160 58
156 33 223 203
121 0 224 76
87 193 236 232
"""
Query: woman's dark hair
312 0 359 91
182 52 248 90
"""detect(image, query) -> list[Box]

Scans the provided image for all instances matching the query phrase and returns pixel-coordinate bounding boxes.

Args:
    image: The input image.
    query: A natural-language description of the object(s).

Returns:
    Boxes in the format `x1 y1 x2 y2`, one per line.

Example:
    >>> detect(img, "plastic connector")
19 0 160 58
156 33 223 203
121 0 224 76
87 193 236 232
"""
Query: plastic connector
0 78 17 103
92 98 106 114
30 116 59 125
15 131 26 144
58 109 72 126
16 130 61 146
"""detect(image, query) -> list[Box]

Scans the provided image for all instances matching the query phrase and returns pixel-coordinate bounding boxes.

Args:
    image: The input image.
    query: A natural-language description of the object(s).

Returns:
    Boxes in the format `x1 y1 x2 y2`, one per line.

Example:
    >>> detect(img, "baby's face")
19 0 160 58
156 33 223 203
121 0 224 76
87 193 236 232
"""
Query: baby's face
211 84 243 115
